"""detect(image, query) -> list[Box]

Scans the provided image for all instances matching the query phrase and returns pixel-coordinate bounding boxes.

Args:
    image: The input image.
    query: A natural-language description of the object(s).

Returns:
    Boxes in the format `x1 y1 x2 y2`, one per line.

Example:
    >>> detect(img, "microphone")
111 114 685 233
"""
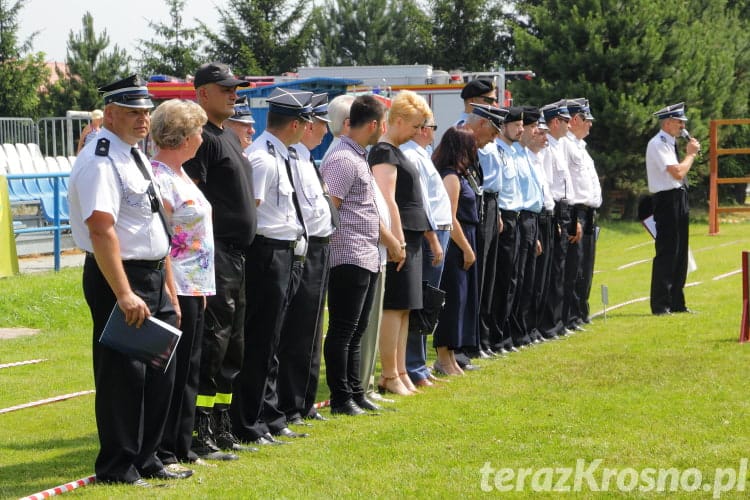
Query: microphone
680 129 692 140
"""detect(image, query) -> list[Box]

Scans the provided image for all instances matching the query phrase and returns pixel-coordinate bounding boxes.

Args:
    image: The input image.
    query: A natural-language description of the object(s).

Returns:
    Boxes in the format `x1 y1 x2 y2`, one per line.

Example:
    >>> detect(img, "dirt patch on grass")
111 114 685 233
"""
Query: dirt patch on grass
0 328 40 339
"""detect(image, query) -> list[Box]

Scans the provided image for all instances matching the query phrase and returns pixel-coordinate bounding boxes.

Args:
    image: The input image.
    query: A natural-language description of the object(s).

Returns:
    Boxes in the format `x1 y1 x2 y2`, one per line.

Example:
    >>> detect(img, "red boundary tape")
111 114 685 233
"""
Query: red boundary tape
20 475 96 500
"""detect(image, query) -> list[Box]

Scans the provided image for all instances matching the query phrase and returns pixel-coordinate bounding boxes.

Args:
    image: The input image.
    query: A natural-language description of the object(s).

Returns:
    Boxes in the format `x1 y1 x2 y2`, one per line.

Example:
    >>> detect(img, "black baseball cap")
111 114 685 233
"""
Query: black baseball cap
194 62 250 88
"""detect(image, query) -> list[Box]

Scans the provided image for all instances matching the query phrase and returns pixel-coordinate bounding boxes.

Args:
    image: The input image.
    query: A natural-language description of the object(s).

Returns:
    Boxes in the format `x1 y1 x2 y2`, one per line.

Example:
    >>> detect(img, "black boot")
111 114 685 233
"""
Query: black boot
214 409 258 453
191 410 239 461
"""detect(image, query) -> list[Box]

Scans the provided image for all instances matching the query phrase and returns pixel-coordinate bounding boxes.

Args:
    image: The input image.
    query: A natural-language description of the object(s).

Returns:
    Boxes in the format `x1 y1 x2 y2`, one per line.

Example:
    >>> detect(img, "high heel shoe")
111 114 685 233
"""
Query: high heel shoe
377 374 413 396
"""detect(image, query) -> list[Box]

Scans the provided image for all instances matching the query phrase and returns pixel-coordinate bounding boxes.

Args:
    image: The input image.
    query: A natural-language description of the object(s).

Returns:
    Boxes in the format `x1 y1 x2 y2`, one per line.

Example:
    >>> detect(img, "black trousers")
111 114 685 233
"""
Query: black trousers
576 208 597 322
324 264 379 407
231 237 294 441
541 202 571 336
83 255 176 483
531 212 555 333
489 210 519 350
278 239 331 421
509 211 538 346
476 194 499 352
197 241 245 413
563 207 585 328
159 295 203 464
651 188 689 313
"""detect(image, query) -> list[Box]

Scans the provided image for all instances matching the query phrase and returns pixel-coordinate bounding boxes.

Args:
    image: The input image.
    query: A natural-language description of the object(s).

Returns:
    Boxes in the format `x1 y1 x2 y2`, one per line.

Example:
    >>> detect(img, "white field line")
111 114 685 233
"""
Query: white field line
0 358 46 369
0 390 95 415
713 269 742 281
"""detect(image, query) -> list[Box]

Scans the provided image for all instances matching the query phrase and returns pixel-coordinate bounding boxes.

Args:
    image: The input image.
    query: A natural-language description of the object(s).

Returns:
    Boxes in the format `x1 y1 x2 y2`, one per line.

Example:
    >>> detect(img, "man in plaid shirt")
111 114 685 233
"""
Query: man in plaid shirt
321 95 402 416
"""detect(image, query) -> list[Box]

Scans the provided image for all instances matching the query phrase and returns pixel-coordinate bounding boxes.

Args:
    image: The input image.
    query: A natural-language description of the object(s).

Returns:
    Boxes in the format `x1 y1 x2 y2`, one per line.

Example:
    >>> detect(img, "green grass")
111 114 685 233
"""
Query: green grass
2 221 750 498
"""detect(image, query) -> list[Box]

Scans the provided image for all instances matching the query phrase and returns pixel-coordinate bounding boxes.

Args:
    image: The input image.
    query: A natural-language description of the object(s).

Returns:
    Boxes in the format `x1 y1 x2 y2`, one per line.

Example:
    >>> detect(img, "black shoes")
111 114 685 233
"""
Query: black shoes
353 396 381 412
191 412 240 461
253 433 288 445
214 410 259 453
142 467 193 480
273 426 309 438
288 416 313 427
330 399 366 416
672 307 695 314
308 411 329 421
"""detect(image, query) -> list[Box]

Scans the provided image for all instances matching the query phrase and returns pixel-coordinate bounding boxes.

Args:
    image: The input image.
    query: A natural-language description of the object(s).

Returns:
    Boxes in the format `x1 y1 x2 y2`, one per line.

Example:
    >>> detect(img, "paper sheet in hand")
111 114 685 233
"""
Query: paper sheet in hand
641 215 697 273
99 306 181 372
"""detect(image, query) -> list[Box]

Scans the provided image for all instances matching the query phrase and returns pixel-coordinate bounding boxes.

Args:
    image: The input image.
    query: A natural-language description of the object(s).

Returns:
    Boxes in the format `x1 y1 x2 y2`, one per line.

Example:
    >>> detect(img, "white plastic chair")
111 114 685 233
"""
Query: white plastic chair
45 157 61 172
3 144 21 174
15 143 37 174
55 156 72 172
27 143 44 161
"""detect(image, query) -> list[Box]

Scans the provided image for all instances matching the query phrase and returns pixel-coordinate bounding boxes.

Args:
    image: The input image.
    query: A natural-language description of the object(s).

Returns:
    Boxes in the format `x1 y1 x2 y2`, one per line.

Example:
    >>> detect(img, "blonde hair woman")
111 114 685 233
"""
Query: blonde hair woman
149 99 224 468
368 90 440 396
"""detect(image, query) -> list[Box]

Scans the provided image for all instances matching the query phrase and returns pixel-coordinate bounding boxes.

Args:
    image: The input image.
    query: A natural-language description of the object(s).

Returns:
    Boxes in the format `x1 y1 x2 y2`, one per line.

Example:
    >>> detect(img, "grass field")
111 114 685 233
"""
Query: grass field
2 220 750 498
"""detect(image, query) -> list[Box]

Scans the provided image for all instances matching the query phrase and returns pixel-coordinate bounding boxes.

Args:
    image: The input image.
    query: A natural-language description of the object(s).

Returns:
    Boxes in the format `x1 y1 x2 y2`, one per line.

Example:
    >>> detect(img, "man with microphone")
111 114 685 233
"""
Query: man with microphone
646 102 701 316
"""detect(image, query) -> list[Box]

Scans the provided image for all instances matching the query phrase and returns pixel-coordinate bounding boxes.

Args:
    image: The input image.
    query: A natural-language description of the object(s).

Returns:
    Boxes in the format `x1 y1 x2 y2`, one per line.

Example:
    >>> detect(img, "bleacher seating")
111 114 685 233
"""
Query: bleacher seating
2 143 71 224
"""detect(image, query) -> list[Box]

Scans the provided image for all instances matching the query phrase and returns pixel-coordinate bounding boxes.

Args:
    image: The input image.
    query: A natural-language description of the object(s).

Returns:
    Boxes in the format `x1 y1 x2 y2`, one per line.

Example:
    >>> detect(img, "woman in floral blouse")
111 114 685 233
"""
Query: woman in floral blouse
150 99 215 471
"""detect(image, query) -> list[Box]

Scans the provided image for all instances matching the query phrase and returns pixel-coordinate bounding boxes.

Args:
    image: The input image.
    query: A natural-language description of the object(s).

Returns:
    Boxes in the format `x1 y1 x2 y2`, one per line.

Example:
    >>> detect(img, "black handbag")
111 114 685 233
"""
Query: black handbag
409 281 446 335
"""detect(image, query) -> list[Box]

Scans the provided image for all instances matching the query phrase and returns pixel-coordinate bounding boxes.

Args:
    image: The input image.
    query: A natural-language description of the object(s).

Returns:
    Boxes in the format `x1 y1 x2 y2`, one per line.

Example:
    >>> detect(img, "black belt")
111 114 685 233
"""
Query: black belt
520 210 538 218
308 235 330 244
294 255 306 263
254 235 297 249
483 191 498 200
124 258 167 270
500 209 519 219
86 252 166 270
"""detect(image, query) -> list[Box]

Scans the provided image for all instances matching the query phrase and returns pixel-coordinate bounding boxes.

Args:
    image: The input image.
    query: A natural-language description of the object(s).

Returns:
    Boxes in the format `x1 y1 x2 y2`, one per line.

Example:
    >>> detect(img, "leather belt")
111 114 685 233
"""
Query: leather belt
86 252 166 270
483 191 498 199
500 209 519 219
255 235 297 249
124 258 167 270
294 255 306 263
308 235 330 244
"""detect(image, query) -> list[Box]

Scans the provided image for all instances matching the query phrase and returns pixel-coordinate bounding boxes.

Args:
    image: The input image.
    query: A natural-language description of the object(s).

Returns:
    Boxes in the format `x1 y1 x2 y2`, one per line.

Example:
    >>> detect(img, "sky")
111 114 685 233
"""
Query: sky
18 0 225 63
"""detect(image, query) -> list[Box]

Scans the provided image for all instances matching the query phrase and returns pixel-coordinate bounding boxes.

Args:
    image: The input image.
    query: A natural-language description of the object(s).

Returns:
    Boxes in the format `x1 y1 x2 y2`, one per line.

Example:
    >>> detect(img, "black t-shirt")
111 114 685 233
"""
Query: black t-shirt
183 121 257 247
367 142 430 232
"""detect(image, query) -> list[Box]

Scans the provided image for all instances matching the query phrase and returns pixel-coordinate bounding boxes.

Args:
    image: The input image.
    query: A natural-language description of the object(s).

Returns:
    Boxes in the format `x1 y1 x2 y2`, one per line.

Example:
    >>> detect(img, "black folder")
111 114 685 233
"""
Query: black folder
99 305 182 372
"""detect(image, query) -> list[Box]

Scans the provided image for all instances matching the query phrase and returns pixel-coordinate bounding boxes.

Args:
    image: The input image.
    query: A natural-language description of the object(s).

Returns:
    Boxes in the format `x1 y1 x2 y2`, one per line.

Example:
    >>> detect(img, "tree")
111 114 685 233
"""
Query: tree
0 0 49 117
510 0 750 218
429 0 512 71
202 0 312 76
43 12 131 115
308 0 432 66
137 0 202 78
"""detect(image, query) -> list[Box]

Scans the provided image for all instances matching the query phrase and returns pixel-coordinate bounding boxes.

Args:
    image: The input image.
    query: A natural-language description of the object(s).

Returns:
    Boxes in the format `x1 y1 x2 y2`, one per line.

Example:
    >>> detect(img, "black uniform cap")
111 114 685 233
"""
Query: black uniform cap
99 74 153 109
461 78 497 100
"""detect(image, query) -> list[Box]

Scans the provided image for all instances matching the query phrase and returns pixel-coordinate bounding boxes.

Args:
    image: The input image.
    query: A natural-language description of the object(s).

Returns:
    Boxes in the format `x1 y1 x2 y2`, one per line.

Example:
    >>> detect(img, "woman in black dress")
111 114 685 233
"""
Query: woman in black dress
369 90 437 396
432 127 481 375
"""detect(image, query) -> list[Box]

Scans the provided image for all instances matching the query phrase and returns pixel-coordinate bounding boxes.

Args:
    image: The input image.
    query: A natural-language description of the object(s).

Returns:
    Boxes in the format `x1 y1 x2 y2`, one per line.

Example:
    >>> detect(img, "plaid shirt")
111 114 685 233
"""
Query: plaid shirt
320 135 380 272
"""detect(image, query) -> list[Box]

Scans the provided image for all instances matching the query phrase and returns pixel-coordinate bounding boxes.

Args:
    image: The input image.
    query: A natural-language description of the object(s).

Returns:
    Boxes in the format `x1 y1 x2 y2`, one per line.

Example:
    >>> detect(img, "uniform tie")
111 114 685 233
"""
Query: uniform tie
130 147 173 241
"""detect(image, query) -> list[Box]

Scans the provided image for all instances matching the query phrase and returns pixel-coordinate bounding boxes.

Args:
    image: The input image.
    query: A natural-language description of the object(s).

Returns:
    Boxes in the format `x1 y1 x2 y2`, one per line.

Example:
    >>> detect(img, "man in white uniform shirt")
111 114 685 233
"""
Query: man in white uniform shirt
69 75 188 486
645 102 700 315
231 88 311 445
278 93 337 425
563 98 601 326
539 101 575 339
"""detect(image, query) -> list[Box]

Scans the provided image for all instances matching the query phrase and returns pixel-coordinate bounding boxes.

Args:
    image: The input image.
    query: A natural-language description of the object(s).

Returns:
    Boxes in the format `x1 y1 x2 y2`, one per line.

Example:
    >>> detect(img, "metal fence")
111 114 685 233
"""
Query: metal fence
0 118 38 146
38 112 91 157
